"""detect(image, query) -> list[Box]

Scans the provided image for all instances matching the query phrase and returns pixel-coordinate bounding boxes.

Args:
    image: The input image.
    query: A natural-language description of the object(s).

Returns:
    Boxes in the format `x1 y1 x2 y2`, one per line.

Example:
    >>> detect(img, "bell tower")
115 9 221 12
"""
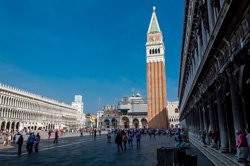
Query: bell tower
146 6 168 128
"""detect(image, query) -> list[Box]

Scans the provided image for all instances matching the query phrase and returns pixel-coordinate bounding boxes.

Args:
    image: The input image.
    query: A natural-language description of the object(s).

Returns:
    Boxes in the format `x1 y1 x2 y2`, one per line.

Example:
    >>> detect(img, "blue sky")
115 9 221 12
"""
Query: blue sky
0 0 184 114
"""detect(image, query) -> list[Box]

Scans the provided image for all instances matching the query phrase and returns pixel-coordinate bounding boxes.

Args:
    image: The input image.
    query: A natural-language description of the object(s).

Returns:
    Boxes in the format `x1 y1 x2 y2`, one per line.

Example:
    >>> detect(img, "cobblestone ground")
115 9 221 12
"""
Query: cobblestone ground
0 134 214 166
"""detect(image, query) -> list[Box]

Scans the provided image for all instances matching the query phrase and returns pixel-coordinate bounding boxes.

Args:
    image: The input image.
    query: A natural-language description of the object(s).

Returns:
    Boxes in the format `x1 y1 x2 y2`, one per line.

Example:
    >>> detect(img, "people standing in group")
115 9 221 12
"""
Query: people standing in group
34 133 41 153
26 133 35 154
115 132 123 152
136 130 141 149
54 130 59 144
17 134 24 156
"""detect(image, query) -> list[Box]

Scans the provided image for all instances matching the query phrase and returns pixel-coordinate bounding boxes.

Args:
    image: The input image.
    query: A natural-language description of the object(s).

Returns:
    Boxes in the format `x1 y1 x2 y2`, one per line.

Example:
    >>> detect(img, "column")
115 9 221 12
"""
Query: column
208 93 217 148
227 70 245 142
207 0 215 33
216 83 229 152
198 105 204 140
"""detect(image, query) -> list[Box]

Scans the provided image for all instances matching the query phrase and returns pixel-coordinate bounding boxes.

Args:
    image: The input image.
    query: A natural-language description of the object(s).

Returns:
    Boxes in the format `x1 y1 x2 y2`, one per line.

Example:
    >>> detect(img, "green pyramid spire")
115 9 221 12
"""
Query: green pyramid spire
148 6 161 33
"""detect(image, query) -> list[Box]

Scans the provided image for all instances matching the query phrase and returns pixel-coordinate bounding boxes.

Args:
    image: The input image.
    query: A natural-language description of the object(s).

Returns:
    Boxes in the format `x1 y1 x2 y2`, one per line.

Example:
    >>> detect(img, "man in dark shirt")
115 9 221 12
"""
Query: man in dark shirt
17 135 23 156
115 132 123 152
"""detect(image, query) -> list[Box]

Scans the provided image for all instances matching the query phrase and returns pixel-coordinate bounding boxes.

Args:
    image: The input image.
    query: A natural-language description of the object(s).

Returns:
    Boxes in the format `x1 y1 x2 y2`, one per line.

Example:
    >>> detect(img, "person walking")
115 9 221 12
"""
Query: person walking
115 132 123 152
54 130 59 144
123 133 128 151
48 130 51 140
26 133 35 154
17 134 23 156
236 130 249 164
34 133 41 152
136 131 141 149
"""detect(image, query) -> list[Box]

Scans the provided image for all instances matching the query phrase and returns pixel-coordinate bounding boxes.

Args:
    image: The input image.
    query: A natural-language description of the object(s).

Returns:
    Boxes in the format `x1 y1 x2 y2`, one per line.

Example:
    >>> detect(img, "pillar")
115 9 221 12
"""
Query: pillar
227 70 245 142
216 83 229 152
207 0 215 33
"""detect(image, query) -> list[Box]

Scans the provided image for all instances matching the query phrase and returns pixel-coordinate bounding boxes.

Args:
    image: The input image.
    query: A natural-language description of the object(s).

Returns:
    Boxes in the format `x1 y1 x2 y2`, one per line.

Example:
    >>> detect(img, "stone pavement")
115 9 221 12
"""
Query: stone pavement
0 134 214 166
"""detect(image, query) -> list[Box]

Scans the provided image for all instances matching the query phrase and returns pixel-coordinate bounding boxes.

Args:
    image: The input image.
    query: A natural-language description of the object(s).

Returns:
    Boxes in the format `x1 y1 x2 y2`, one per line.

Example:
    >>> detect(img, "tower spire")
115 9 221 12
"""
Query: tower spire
147 6 161 34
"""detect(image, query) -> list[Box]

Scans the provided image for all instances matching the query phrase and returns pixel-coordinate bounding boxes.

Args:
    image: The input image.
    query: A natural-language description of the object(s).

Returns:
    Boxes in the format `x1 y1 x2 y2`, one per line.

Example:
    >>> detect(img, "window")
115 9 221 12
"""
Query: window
175 108 179 113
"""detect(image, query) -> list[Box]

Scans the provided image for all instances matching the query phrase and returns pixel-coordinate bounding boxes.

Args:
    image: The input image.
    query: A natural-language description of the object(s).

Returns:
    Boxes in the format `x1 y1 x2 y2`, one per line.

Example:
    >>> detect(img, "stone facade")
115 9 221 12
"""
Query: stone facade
0 83 79 131
167 101 179 128
178 0 250 153
97 93 148 129
146 6 168 129
72 95 85 128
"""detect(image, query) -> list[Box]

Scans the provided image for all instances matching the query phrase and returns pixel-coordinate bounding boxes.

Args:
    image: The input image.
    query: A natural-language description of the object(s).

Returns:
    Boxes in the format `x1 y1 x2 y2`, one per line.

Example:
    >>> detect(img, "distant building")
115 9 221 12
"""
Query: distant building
167 101 179 128
85 113 97 128
118 93 148 129
72 95 85 128
97 93 148 129
0 83 78 131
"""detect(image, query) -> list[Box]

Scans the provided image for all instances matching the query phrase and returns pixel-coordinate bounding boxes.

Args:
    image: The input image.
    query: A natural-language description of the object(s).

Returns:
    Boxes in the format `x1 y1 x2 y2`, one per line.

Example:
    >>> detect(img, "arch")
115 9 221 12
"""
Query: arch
122 116 129 128
104 119 110 128
11 121 15 130
1 121 5 130
111 118 118 129
149 49 152 54
16 122 20 130
152 49 155 54
141 118 148 128
133 118 139 129
6 121 11 130
155 48 157 54
158 48 160 54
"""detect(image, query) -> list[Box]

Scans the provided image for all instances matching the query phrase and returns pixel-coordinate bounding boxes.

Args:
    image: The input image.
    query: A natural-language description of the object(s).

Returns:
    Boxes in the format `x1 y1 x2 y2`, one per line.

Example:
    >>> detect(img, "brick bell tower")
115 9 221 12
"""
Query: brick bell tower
146 6 168 129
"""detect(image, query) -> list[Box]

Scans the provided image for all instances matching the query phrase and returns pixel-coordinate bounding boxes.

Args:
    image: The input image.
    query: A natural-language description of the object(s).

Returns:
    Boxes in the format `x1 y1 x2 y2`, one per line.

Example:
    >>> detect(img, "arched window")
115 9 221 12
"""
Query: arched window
158 48 160 53
175 108 179 113
155 49 157 54
149 49 152 54
152 49 155 54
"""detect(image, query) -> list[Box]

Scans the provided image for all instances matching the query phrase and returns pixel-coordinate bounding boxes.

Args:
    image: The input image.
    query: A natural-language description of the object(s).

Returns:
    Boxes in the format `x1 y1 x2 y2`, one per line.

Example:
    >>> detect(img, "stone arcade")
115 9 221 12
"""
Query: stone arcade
0 83 80 131
178 0 250 153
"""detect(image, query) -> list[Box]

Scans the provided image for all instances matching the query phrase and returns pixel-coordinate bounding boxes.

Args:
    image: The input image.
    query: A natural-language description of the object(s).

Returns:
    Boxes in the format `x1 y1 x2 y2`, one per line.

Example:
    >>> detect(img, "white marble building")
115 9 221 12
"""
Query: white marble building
72 95 85 128
167 101 179 128
0 83 79 131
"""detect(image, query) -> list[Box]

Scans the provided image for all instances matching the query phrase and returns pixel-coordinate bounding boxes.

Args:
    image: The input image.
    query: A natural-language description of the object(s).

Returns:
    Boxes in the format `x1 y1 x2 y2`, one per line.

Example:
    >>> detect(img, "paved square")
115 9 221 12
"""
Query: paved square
0 134 214 166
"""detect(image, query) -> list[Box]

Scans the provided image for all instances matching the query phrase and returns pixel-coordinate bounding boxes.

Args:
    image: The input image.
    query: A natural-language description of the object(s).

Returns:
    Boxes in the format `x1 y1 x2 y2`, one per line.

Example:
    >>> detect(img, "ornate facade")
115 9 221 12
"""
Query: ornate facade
0 83 79 131
178 0 250 153
167 101 179 128
97 93 148 129
146 6 168 128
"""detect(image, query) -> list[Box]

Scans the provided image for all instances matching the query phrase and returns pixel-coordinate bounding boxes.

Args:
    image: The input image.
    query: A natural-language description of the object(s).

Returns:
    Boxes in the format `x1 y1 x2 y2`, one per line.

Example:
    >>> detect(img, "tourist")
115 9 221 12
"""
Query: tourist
245 128 250 162
99 130 101 135
54 130 59 144
202 130 207 146
17 134 23 156
128 132 134 149
236 130 249 163
94 129 97 139
136 131 141 149
34 133 41 152
26 133 35 154
80 129 83 137
107 130 112 143
115 132 123 152
48 130 51 140
123 132 128 151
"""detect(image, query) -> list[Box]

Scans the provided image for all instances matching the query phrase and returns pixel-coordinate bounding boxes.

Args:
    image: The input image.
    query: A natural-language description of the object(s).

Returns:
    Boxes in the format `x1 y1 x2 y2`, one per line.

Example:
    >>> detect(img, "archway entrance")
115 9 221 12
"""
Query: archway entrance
141 119 148 128
111 118 117 129
6 122 11 130
133 119 139 129
16 122 20 130
11 122 15 130
122 117 129 128
1 121 5 130
104 119 110 128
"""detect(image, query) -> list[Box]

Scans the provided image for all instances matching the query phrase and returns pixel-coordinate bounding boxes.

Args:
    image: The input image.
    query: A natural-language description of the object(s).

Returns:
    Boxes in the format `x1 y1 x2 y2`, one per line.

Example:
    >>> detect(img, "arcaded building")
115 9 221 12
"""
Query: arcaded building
178 0 250 154
146 7 168 129
0 83 79 131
